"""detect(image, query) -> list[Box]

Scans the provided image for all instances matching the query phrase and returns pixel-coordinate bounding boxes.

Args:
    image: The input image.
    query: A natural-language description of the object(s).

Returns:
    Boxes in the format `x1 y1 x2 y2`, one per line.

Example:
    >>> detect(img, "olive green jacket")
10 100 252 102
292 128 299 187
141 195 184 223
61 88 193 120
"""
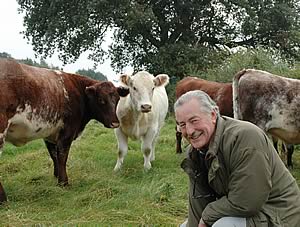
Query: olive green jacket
183 116 300 227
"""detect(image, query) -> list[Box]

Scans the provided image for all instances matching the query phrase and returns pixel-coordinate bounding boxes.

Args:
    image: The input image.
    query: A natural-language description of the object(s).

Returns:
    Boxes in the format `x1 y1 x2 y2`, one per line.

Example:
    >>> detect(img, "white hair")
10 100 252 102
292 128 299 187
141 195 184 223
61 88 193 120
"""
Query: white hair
174 90 220 116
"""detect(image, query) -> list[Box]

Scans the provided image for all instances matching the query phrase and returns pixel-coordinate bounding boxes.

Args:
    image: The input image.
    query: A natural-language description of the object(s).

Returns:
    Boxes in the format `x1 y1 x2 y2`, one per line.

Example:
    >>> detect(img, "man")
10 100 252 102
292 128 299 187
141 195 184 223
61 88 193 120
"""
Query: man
174 90 300 227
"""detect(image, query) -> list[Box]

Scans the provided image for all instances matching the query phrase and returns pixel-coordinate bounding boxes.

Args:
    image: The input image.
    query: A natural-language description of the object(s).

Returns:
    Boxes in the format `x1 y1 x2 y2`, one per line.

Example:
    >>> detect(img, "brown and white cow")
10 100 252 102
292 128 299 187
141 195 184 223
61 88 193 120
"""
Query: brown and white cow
114 71 169 171
0 58 129 204
175 77 233 153
233 69 298 168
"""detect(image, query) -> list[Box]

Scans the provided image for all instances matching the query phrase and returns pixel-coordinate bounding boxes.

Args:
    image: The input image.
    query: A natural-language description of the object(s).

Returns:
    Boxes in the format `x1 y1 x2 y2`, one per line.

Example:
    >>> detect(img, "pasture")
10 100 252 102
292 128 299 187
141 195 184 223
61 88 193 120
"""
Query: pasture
0 117 299 225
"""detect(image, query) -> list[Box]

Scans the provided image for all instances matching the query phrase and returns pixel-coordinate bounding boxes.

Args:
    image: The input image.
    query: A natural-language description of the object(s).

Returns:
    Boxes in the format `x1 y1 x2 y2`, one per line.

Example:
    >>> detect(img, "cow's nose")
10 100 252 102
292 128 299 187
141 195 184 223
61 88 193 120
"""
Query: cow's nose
110 122 120 128
141 104 152 112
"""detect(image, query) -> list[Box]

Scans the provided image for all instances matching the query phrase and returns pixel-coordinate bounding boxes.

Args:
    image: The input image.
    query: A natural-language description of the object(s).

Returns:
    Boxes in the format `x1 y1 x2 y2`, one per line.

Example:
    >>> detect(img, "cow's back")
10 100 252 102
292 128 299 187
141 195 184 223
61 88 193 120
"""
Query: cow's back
176 76 233 117
0 59 68 114
0 59 72 145
233 69 300 141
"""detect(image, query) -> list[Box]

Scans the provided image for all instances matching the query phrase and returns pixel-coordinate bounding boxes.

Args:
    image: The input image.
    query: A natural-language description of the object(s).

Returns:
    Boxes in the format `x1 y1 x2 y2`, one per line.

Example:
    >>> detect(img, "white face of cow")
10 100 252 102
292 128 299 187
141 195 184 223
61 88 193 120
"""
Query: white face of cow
120 71 169 113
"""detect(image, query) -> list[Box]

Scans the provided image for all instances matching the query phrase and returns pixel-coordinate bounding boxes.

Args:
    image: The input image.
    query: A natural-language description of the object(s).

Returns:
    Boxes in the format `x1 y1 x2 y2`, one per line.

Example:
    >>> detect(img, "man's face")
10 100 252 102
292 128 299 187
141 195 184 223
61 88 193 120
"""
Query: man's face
175 98 217 149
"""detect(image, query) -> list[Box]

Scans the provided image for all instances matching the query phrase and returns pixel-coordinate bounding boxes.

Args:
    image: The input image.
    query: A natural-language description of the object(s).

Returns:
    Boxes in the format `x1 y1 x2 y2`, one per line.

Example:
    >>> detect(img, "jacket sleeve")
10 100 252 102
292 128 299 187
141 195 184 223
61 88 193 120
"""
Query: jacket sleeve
201 130 272 226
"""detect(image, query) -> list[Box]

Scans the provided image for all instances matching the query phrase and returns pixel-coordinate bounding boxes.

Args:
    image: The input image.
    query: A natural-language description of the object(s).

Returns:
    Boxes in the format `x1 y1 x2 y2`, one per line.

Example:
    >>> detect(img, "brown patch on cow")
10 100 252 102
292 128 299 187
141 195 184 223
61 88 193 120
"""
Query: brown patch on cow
176 76 233 117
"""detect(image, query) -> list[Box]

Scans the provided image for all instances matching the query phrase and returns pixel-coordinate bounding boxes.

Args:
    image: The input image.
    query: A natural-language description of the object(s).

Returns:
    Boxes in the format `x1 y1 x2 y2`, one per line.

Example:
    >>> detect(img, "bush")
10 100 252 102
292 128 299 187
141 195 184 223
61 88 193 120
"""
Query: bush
189 46 300 82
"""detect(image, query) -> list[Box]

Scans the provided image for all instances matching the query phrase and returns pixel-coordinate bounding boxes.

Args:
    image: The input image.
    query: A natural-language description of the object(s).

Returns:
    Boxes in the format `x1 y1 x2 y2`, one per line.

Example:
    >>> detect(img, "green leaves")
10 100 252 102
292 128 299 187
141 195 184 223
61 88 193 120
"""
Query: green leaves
17 0 300 77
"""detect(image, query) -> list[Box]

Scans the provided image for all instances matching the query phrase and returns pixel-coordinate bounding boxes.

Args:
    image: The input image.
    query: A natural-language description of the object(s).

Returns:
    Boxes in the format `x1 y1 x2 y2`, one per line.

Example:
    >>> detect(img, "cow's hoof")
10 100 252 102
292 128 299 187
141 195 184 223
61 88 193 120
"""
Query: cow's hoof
150 155 155 162
57 181 68 187
0 184 7 204
144 163 152 171
0 194 7 205
114 164 121 172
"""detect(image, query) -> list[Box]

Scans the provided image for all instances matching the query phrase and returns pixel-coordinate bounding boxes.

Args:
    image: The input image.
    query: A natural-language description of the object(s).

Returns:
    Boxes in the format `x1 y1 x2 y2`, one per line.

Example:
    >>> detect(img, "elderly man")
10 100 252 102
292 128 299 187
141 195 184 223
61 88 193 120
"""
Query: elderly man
175 90 300 227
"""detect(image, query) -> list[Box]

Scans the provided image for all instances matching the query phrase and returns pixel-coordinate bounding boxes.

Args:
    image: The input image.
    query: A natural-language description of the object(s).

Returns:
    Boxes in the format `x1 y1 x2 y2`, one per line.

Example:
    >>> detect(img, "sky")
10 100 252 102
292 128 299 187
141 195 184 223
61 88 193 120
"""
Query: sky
0 0 132 82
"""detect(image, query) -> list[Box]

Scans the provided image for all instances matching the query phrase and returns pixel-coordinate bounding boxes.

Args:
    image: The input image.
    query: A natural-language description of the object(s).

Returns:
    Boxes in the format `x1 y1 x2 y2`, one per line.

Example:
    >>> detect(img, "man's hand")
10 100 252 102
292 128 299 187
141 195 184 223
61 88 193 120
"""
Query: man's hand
198 218 207 227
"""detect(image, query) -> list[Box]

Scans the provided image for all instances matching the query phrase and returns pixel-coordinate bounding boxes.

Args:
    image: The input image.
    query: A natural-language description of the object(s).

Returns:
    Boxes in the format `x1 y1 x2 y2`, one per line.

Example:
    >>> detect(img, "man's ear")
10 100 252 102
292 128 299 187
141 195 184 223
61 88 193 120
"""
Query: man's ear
211 110 217 124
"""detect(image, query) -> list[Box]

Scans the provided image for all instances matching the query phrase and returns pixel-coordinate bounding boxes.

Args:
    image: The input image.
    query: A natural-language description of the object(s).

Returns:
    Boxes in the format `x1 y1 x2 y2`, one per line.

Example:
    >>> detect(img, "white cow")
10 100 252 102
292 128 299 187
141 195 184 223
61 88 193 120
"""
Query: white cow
114 71 169 171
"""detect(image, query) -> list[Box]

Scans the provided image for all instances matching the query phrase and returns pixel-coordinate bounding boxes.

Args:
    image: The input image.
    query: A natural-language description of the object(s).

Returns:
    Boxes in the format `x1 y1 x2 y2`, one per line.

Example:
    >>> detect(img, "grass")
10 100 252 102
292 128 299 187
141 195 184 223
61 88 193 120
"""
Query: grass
0 117 299 225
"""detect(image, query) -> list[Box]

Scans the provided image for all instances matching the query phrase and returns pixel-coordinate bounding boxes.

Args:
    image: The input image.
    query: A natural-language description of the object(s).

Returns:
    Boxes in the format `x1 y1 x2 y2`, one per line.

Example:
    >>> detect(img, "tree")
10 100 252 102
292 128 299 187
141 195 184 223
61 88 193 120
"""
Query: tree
17 0 300 78
18 58 61 70
76 69 107 81
0 52 13 59
0 52 60 70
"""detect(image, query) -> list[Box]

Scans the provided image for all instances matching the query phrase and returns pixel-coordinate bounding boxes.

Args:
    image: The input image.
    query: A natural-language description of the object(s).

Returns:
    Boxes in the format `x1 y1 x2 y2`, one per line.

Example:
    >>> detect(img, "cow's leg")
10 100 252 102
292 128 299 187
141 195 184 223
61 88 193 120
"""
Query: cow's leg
114 128 128 171
150 138 156 162
44 141 58 178
0 182 7 204
0 114 9 153
176 129 183 154
0 115 8 203
150 129 161 162
55 136 72 186
285 144 294 169
142 128 157 171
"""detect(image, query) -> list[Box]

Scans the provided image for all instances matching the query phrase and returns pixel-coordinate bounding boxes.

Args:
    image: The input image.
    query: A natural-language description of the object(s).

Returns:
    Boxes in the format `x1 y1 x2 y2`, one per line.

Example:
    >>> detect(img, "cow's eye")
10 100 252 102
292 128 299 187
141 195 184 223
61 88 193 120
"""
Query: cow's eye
133 86 137 91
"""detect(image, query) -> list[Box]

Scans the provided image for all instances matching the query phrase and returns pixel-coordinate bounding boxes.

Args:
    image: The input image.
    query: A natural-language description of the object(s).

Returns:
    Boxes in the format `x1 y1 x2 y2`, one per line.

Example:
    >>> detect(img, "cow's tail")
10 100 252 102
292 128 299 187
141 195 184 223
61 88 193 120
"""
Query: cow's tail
232 69 247 119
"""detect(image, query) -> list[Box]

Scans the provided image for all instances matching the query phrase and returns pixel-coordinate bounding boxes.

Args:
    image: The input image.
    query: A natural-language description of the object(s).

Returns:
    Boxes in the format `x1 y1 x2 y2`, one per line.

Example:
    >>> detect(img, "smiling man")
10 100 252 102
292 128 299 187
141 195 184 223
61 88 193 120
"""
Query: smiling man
174 90 300 227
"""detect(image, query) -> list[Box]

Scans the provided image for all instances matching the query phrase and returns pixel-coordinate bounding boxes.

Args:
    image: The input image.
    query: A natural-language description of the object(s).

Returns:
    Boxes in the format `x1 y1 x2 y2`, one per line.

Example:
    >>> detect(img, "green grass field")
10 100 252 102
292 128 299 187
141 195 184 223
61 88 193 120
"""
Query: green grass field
0 117 299 225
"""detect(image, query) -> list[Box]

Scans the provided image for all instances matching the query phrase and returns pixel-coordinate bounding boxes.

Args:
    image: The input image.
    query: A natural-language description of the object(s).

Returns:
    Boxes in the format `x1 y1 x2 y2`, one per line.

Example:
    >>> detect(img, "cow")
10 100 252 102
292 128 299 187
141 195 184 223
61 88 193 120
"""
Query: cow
233 69 298 168
0 58 129 204
175 77 233 153
114 71 169 171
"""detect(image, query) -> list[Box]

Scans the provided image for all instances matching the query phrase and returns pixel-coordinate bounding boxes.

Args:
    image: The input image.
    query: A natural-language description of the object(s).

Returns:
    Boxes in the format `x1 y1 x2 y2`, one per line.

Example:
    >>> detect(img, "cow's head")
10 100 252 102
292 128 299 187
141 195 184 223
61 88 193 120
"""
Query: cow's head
120 71 169 113
86 81 129 128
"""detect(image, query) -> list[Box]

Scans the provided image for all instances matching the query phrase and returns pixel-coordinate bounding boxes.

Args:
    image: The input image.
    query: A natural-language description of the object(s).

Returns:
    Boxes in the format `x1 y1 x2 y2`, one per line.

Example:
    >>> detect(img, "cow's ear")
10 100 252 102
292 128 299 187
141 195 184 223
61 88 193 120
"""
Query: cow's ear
120 74 131 86
85 86 96 98
117 86 129 97
154 74 169 87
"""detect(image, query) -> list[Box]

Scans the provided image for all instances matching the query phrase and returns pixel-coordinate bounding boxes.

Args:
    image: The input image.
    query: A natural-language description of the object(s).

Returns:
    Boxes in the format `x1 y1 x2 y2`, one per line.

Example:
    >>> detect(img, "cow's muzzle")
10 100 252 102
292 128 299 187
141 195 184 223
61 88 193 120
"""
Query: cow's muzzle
141 104 152 113
110 122 120 128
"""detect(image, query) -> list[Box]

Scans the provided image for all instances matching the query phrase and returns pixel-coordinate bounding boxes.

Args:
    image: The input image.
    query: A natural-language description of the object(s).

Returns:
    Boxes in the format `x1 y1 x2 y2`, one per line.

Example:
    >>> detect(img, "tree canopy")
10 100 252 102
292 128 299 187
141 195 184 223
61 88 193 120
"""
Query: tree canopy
17 0 300 78
76 68 107 81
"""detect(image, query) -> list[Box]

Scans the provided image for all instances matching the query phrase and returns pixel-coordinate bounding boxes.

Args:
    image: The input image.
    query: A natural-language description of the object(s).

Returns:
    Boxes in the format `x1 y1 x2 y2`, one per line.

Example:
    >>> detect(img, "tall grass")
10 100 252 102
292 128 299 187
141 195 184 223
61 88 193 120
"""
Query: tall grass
0 118 299 225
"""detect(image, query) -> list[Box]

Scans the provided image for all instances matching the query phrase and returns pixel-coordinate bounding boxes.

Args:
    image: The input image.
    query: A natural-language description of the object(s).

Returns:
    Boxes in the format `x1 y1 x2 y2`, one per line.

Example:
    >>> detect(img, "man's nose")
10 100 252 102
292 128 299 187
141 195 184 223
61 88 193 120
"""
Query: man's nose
186 123 194 135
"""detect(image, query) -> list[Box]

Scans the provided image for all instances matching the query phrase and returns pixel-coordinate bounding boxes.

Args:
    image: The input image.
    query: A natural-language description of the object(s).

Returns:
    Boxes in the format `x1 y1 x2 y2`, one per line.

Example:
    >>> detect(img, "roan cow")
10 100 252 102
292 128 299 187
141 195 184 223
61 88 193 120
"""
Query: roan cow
0 58 129 204
114 71 169 171
233 69 298 168
175 76 233 153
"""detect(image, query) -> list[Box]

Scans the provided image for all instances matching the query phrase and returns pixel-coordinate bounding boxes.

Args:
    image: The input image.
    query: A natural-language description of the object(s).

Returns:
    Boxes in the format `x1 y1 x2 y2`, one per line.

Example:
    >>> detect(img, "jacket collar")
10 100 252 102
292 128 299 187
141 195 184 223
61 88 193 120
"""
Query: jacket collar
206 116 226 159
